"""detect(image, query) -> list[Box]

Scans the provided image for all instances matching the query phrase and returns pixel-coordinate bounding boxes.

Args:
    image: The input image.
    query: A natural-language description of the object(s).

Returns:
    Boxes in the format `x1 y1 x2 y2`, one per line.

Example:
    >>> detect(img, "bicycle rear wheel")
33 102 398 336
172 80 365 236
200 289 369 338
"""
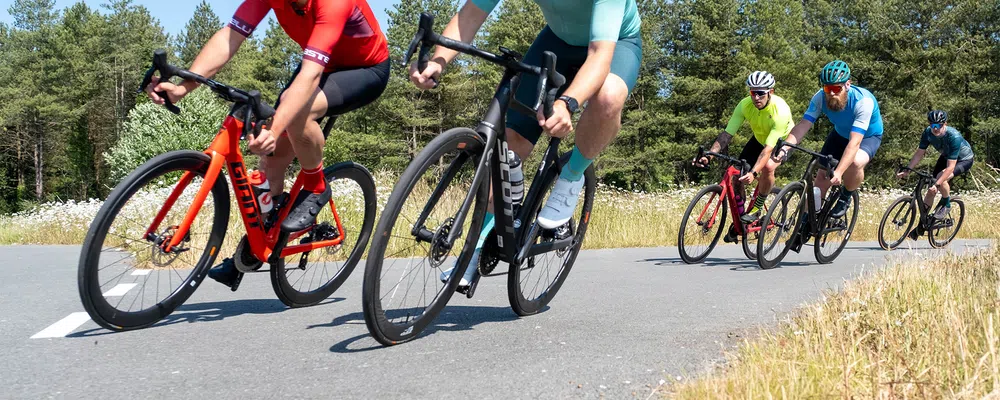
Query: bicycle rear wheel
928 199 965 248
362 128 488 346
78 151 229 331
877 195 916 250
270 162 377 307
757 182 804 269
678 185 727 264
741 187 782 260
814 189 859 264
507 159 596 316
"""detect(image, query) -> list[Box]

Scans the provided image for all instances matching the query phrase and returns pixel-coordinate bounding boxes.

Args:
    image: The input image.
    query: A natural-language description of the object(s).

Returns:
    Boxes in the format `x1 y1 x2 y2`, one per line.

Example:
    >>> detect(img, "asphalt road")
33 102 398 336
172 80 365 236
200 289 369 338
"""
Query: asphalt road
3 240 991 399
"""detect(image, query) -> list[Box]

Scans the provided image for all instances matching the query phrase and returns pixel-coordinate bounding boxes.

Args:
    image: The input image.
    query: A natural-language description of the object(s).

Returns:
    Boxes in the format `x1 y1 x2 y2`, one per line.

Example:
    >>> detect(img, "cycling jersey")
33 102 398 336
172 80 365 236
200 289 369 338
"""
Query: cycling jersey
724 94 793 147
920 126 974 161
469 0 641 46
229 0 389 72
803 85 883 138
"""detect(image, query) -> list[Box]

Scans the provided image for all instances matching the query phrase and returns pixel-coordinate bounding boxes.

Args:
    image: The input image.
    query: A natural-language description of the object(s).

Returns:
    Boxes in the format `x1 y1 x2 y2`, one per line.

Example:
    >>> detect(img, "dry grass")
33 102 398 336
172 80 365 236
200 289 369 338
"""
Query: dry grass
671 243 1000 398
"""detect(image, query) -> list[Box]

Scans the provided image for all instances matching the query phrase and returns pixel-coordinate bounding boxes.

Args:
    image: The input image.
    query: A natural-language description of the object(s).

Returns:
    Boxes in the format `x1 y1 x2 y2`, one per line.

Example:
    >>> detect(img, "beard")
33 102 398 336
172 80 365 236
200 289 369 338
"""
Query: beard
826 92 847 111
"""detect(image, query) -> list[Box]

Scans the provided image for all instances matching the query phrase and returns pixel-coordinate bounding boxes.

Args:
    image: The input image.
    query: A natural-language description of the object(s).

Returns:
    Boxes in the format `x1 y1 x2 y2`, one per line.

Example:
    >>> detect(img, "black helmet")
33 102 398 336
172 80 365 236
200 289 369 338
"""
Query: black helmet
927 110 948 124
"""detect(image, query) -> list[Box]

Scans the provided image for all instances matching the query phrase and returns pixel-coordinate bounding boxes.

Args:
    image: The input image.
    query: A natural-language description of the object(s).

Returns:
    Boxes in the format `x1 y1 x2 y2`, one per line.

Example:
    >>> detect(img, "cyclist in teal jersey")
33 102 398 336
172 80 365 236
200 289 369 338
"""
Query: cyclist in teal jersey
898 110 975 226
411 0 642 288
779 60 883 219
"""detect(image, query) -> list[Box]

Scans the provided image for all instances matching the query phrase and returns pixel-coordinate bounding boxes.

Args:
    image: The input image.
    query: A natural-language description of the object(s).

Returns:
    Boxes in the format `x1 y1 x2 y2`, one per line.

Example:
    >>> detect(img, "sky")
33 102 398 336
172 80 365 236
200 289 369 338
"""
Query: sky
0 0 400 36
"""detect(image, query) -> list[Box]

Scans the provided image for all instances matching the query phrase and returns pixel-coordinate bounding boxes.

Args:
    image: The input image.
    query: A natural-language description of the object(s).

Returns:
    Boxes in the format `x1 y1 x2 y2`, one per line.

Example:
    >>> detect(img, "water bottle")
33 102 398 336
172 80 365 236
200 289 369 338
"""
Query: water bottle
812 187 822 213
248 170 274 214
508 150 524 208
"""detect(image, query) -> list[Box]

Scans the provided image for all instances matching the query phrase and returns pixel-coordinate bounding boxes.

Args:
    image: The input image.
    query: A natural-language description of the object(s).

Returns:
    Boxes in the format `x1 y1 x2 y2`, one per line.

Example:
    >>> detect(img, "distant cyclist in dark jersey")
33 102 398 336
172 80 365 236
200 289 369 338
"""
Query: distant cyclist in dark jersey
143 0 390 289
898 110 975 228
778 60 883 219
696 71 792 242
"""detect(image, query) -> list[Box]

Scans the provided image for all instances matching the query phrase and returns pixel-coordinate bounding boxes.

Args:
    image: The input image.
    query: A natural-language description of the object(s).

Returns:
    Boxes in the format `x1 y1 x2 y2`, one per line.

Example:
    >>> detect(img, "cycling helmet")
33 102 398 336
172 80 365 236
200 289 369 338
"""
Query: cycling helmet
819 60 851 85
927 110 948 124
746 71 775 89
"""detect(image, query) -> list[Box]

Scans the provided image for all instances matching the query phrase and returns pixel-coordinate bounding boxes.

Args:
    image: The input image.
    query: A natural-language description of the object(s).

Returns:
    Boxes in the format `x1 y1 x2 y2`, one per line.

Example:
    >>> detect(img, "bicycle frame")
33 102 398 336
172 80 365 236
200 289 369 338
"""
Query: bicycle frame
693 152 771 237
143 106 347 263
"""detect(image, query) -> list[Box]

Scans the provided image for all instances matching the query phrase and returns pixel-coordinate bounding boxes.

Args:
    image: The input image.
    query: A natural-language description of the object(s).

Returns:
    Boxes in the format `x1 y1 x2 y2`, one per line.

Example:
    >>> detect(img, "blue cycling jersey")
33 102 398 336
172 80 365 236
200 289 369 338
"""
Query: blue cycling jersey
469 0 641 46
803 85 884 138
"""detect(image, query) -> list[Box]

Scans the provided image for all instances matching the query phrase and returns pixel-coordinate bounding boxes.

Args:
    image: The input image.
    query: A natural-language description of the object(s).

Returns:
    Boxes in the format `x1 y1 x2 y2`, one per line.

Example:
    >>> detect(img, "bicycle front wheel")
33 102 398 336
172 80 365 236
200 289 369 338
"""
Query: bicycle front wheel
78 150 229 331
270 162 377 307
928 199 965 248
507 160 596 316
757 182 804 269
678 185 727 264
362 127 488 346
814 189 859 264
877 195 916 250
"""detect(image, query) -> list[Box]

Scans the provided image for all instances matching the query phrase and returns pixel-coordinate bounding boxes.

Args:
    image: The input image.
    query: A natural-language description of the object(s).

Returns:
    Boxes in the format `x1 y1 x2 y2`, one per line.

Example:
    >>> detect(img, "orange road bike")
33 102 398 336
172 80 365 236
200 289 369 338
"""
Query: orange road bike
78 50 376 331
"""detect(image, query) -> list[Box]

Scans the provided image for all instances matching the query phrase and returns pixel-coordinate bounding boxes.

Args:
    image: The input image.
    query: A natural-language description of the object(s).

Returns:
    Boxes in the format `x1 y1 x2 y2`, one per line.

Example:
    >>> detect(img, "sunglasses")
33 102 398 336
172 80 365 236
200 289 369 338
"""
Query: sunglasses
823 84 845 95
750 90 769 97
931 123 943 130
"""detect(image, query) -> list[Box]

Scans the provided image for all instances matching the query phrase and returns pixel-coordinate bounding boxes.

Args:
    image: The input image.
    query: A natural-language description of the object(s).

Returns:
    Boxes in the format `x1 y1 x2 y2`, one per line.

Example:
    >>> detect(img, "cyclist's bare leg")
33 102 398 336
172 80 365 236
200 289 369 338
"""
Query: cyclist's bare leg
757 158 780 196
260 88 330 195
815 169 832 197
283 87 329 171
573 74 628 158
843 151 869 191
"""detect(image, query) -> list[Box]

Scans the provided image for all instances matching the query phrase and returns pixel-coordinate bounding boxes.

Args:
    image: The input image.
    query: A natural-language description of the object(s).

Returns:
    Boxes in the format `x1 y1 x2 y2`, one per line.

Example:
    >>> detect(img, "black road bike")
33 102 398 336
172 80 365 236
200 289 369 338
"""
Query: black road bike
361 13 595 345
878 166 965 250
757 139 859 269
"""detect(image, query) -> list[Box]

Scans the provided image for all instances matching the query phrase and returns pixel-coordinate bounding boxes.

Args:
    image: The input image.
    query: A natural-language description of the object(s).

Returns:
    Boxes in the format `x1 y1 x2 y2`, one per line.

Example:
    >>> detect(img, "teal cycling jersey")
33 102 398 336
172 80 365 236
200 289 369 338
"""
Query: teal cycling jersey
920 126 974 161
469 0 641 46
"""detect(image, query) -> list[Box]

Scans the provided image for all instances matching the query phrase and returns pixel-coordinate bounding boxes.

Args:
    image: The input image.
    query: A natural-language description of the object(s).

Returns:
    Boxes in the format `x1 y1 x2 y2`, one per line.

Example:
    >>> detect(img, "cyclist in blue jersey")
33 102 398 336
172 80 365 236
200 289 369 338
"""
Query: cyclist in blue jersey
778 60 883 218
411 0 642 288
897 110 975 227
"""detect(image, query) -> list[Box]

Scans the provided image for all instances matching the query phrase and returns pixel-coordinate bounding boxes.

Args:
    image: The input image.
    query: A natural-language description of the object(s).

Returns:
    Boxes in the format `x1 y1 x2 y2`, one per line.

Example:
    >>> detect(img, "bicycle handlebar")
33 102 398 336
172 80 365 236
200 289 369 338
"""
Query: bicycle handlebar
774 138 839 170
694 146 752 173
897 165 934 180
403 13 566 119
138 50 275 122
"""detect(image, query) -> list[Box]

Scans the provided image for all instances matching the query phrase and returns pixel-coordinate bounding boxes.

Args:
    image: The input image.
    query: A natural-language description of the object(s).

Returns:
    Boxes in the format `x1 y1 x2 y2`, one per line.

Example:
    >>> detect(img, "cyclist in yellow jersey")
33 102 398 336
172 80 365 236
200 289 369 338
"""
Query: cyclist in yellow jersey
696 71 792 240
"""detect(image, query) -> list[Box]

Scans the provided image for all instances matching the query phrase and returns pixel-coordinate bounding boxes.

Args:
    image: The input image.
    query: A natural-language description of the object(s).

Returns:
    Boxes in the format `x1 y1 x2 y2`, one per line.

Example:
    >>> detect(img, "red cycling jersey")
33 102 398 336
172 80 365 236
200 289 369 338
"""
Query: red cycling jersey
229 0 389 72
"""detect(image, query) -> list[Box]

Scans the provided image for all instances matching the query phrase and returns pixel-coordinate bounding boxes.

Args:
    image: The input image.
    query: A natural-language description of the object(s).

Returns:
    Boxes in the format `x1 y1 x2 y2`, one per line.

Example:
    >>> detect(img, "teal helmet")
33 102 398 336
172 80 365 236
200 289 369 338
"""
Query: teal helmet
819 60 851 85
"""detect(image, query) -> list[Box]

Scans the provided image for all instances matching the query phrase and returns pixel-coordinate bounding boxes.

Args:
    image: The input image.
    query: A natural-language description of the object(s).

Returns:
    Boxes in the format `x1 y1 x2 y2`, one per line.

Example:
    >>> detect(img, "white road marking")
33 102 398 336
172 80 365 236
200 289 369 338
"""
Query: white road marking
131 269 151 276
30 312 91 339
102 283 138 297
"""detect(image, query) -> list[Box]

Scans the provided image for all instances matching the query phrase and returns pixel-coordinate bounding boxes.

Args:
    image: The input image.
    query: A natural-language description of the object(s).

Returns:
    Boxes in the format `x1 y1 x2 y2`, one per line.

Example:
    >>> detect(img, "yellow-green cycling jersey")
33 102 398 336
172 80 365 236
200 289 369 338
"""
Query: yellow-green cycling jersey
724 94 793 147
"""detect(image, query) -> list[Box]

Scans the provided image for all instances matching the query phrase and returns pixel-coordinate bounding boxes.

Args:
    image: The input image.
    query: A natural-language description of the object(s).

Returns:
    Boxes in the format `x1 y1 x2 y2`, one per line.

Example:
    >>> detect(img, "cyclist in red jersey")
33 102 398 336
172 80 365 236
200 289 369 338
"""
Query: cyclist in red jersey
144 0 389 289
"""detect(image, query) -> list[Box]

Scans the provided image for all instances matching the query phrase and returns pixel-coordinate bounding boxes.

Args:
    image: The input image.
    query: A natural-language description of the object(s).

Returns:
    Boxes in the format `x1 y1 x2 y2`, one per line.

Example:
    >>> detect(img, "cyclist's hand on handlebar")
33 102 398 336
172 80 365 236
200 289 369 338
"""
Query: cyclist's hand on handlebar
830 170 844 186
248 128 277 155
409 59 443 90
896 171 909 179
693 156 710 167
739 171 756 184
144 76 189 106
539 101 573 138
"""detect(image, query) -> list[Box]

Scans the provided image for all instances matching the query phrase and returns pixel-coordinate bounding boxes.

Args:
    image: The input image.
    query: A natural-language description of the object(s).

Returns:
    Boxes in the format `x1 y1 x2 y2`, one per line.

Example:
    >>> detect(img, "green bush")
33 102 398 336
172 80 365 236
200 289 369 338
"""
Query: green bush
104 89 230 183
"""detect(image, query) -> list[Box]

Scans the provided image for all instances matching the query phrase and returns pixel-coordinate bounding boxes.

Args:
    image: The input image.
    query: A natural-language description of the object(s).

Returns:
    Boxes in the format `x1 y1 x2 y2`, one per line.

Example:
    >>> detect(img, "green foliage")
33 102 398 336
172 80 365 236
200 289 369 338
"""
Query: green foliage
176 0 220 65
104 89 229 181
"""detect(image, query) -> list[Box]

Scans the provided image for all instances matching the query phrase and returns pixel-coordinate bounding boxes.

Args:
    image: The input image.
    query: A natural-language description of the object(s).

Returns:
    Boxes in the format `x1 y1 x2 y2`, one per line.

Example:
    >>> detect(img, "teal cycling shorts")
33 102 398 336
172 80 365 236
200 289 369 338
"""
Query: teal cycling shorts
507 26 642 144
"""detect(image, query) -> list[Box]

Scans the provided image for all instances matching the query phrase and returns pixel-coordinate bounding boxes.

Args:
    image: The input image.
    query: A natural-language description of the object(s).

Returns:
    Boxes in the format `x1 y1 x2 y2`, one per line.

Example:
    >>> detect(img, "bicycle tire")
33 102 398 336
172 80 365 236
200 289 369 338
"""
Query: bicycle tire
362 127 488 346
928 198 965 248
757 181 805 269
78 150 229 331
270 162 377 307
678 185 727 264
507 159 596 316
741 187 783 260
877 195 916 250
814 189 859 264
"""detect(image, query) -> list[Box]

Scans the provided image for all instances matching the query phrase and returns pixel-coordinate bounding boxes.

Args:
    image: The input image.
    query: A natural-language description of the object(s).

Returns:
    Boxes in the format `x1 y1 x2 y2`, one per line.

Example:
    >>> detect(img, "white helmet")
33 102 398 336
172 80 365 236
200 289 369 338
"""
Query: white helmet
746 71 775 89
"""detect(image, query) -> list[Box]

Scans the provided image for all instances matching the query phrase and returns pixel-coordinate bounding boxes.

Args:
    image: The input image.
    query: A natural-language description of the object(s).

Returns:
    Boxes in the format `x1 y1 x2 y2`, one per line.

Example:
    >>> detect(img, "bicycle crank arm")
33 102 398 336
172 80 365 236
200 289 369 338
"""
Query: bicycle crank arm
523 236 574 259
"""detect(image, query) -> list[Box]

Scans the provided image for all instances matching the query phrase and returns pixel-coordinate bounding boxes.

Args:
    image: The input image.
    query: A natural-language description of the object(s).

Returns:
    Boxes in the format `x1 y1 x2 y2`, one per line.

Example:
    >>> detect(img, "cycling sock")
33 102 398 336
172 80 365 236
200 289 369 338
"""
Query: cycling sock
941 196 951 207
839 188 854 201
475 212 495 249
752 194 767 211
560 147 592 182
301 164 326 193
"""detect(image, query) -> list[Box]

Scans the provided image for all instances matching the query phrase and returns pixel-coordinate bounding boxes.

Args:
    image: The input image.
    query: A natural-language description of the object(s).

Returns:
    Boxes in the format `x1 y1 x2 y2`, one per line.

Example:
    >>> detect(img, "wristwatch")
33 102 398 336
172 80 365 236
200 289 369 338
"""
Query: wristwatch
752 170 760 177
558 95 580 114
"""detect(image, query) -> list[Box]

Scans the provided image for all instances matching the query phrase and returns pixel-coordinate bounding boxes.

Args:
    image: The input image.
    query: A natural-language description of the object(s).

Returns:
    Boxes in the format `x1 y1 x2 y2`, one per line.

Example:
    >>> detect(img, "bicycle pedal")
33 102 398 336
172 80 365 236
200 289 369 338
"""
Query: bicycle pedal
465 277 479 299
229 272 244 292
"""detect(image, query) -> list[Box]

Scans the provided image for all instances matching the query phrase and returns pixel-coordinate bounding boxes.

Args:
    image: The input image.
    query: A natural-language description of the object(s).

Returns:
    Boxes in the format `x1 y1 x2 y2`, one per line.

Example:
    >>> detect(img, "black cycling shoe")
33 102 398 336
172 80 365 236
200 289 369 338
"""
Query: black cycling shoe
740 209 761 225
723 224 738 243
208 257 244 292
830 195 851 218
908 228 920 241
281 184 331 233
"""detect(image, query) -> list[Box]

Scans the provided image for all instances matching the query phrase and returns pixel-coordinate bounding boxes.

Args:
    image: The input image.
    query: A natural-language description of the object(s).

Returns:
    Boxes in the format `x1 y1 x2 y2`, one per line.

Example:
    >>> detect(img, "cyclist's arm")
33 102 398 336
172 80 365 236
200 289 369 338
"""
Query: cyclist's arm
788 91 823 145
268 0 351 136
710 100 747 155
178 0 266 93
785 120 812 145
431 1 491 67
937 159 957 186
906 149 926 170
